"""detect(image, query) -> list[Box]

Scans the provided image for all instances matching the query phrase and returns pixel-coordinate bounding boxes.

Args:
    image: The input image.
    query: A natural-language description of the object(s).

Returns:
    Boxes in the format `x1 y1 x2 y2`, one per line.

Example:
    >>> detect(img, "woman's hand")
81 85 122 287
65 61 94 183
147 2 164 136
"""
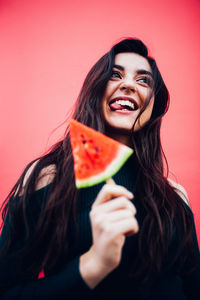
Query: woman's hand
79 183 139 288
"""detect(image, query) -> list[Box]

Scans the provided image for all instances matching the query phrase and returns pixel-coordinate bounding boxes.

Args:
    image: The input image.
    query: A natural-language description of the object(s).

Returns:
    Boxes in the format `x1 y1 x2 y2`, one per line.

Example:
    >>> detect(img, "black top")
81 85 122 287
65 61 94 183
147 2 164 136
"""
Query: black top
0 157 200 299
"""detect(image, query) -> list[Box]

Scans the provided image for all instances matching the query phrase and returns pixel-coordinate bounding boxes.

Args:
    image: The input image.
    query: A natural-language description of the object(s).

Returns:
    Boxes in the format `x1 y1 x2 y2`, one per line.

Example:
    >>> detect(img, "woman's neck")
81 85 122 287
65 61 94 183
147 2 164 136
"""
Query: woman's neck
105 131 132 148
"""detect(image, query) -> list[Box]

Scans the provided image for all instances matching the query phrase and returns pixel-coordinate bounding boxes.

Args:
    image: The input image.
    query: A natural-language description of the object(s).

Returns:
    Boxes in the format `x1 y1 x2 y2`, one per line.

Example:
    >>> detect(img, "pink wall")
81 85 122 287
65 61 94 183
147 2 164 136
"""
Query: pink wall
0 0 200 242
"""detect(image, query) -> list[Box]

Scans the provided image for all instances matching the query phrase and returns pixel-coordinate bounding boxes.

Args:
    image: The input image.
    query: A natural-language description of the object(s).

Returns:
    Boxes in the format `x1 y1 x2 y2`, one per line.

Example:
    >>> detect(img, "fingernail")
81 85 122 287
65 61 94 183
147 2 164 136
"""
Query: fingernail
128 192 134 198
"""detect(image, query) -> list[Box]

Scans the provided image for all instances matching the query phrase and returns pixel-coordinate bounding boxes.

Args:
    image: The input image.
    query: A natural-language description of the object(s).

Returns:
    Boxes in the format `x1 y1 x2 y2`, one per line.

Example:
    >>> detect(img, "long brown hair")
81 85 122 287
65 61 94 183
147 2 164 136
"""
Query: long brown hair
0 38 196 288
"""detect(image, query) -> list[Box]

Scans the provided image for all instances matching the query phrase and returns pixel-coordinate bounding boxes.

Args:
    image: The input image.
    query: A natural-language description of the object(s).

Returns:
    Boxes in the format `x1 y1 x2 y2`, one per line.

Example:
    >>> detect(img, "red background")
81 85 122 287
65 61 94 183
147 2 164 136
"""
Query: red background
0 0 200 243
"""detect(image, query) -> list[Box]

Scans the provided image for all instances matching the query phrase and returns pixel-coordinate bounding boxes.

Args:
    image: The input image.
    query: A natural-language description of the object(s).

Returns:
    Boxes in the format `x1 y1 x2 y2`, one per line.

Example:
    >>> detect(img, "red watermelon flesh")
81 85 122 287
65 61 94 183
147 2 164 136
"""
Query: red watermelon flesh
69 119 134 188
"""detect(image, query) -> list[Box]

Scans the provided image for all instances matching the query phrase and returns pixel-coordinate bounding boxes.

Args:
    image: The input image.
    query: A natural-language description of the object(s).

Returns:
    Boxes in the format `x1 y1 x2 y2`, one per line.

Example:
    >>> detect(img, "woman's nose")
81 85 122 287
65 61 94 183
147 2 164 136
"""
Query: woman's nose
120 80 136 92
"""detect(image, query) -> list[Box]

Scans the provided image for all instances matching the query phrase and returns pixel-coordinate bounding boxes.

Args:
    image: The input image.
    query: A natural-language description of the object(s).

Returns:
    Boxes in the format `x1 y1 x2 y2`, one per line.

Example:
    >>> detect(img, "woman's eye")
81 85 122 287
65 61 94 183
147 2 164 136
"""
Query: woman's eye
137 76 153 86
110 71 121 79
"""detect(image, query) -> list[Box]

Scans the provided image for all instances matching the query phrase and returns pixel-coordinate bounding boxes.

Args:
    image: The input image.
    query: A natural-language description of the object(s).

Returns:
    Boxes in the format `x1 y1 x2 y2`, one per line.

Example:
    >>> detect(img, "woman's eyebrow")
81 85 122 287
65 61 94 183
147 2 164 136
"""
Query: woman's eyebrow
136 69 153 78
113 64 124 71
113 65 153 79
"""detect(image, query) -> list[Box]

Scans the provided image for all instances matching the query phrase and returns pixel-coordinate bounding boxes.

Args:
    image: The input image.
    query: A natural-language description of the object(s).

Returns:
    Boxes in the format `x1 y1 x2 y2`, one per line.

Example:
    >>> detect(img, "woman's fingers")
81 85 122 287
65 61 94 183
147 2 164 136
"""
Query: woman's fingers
93 184 134 206
109 217 139 236
104 208 135 222
90 197 139 237
90 185 138 238
92 196 136 215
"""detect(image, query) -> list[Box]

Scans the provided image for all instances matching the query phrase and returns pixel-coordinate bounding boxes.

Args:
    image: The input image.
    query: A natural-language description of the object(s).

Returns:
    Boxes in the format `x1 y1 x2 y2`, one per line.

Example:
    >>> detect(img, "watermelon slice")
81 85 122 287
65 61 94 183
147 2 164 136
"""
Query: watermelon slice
69 119 134 188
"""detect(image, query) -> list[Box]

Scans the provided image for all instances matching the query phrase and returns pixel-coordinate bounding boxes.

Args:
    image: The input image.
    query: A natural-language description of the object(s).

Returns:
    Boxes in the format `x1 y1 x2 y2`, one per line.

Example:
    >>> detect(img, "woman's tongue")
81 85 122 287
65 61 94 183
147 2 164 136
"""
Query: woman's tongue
110 102 130 111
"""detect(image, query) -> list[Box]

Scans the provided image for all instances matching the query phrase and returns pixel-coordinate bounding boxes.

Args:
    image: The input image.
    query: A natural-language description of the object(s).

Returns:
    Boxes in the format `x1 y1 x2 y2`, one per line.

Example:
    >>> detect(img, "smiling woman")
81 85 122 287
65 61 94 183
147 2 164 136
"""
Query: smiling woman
101 52 155 143
0 38 199 300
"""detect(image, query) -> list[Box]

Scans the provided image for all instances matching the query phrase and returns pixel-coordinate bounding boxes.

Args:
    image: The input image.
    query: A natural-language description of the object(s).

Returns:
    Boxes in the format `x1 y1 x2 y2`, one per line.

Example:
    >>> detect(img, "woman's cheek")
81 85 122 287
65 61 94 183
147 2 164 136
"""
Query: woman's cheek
134 98 154 131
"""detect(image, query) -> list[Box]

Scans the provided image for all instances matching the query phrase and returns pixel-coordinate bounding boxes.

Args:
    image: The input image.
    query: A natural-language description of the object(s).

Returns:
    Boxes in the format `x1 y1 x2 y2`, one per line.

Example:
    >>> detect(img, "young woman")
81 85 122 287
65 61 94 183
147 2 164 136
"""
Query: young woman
0 38 199 300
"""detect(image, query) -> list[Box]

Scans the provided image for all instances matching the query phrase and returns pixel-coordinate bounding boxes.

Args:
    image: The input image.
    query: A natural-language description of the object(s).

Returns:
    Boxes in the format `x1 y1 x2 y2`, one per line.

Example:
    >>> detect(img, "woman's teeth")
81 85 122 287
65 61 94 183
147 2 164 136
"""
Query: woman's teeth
115 100 135 109
109 100 137 111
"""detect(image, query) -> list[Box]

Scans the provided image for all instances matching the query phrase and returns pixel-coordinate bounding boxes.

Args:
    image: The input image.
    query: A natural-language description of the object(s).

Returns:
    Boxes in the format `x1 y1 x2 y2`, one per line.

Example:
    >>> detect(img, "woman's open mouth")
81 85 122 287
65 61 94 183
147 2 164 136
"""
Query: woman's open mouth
109 97 139 112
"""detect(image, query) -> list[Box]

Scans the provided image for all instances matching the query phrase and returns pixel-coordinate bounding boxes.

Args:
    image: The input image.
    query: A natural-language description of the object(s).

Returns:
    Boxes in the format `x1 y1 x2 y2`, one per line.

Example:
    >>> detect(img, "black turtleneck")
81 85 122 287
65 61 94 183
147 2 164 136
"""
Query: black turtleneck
0 156 199 299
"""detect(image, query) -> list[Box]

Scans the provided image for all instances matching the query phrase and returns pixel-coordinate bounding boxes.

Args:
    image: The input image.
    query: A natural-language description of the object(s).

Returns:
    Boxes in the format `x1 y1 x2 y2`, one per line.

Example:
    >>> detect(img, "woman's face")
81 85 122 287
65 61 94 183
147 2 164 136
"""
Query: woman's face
101 52 155 144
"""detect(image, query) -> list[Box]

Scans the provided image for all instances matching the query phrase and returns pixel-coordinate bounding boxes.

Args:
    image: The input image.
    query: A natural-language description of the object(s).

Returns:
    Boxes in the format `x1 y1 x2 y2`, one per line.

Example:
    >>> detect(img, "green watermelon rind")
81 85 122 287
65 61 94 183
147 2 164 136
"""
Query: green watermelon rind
76 144 134 188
